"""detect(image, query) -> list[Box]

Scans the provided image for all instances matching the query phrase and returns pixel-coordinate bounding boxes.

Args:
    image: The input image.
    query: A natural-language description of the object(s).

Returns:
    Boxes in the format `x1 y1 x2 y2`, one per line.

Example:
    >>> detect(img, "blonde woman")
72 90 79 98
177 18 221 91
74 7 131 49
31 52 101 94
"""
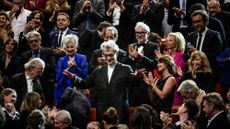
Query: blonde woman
181 51 214 93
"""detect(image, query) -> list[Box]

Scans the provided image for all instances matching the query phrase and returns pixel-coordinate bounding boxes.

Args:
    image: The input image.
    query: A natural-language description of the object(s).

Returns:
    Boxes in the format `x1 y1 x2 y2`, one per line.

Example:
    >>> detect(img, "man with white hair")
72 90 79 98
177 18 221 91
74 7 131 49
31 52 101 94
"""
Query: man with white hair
53 110 78 129
10 58 45 109
64 40 136 124
127 22 159 106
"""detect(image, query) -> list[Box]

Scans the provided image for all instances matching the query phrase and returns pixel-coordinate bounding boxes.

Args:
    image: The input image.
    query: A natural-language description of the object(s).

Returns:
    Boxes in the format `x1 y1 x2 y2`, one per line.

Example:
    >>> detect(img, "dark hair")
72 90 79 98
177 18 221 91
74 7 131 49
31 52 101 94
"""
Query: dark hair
4 38 18 53
202 92 224 111
191 10 209 25
184 99 199 119
158 55 177 76
57 12 70 20
97 21 111 31
103 107 119 125
0 88 16 106
28 10 44 22
189 3 206 14
131 106 152 129
27 109 45 129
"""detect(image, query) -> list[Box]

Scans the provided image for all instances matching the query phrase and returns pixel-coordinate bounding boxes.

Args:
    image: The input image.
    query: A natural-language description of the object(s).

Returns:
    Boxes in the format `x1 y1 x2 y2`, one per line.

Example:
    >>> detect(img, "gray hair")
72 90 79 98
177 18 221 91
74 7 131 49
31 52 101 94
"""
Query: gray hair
135 22 150 33
26 31 42 41
202 92 224 110
24 58 45 71
55 110 72 125
63 34 79 51
167 32 186 51
105 26 118 41
100 40 119 54
177 80 200 93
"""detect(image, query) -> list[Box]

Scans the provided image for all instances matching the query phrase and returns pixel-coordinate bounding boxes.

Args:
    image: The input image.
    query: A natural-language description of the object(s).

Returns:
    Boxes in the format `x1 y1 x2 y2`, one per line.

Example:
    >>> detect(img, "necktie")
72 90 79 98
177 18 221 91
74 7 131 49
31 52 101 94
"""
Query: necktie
32 79 41 91
58 32 63 47
197 33 202 50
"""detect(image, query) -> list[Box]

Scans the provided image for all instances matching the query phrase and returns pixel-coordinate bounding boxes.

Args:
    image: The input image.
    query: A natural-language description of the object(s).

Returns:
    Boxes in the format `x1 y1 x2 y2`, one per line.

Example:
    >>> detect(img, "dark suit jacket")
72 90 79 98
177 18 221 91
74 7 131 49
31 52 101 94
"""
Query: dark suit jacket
21 47 56 106
89 48 127 73
207 111 230 129
49 29 79 48
125 41 159 106
168 0 207 32
186 29 222 65
10 72 44 109
18 28 50 54
78 29 103 61
75 62 133 124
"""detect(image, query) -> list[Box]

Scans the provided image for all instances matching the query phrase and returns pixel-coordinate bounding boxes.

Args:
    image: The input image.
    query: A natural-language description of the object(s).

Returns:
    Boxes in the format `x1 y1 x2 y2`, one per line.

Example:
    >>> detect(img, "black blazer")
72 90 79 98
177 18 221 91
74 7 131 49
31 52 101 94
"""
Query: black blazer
89 48 127 73
75 62 133 124
207 111 230 129
10 72 44 109
186 29 222 65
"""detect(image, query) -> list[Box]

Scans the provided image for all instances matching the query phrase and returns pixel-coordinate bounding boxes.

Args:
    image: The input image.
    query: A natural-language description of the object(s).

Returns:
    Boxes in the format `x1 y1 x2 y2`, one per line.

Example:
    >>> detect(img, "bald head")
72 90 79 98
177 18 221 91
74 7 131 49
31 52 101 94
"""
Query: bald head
208 0 221 16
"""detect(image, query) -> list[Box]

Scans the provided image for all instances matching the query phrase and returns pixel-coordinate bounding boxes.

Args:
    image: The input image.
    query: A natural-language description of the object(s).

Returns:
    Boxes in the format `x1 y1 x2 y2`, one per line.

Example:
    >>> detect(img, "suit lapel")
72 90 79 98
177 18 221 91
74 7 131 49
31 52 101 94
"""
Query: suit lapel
102 65 108 85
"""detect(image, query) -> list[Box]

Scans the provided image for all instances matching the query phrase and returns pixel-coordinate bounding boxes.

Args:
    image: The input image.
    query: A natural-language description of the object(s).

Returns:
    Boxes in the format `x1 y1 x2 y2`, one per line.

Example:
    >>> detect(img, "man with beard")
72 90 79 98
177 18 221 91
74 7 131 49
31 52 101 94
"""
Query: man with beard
7 0 31 42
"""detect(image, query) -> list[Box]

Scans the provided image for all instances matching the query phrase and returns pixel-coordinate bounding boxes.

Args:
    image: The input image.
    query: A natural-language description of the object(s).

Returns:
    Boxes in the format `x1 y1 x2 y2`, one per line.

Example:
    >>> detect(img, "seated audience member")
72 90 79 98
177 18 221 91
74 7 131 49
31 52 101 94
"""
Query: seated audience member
18 10 50 53
89 26 127 72
10 58 45 109
102 107 119 129
72 0 105 34
55 34 88 106
181 51 214 93
148 32 162 44
19 92 43 129
201 92 230 129
78 21 111 62
0 11 14 52
131 105 153 129
160 99 199 129
0 88 20 129
0 38 24 79
53 110 78 129
227 89 230 123
143 55 176 113
26 109 46 129
7 0 31 42
216 48 230 103
177 80 206 106
59 87 90 129
87 121 101 129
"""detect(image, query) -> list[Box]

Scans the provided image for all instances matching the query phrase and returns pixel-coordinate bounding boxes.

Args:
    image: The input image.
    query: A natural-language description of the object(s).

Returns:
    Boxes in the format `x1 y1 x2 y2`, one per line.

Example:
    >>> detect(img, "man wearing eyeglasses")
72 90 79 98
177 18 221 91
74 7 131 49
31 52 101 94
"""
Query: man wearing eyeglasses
64 40 139 124
126 22 159 106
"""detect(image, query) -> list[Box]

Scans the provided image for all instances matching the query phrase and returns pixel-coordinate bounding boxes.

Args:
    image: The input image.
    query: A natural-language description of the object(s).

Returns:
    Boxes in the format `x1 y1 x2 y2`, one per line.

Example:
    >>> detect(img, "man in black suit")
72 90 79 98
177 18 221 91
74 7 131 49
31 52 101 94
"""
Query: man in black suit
22 31 56 107
78 21 111 62
10 58 45 109
202 92 230 129
89 26 127 72
64 40 137 124
126 22 159 106
186 10 222 83
208 0 230 48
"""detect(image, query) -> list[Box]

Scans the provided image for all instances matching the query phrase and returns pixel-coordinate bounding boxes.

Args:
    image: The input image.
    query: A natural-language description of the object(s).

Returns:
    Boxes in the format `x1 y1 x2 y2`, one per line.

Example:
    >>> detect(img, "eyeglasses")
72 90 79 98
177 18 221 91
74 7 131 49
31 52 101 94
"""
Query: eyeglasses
102 54 115 58
135 31 147 35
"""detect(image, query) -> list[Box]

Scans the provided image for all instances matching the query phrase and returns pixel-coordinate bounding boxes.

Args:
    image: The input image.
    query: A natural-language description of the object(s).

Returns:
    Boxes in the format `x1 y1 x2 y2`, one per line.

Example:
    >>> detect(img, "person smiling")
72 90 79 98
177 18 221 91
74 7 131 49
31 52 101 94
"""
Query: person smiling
55 34 88 107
